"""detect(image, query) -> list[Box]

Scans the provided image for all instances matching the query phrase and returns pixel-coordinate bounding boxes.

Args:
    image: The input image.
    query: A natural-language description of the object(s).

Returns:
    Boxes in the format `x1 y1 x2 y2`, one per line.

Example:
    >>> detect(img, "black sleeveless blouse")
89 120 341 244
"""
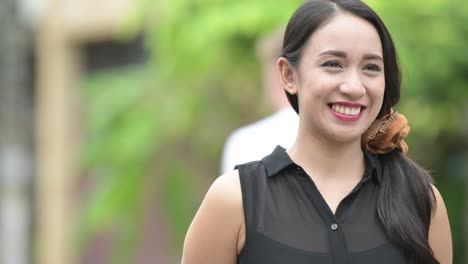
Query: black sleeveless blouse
235 146 408 264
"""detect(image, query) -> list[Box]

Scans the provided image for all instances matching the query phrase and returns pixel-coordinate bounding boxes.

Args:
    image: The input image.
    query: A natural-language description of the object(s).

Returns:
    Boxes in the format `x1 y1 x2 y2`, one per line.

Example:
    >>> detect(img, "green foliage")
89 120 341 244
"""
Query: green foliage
76 67 152 261
162 163 197 248
78 0 467 263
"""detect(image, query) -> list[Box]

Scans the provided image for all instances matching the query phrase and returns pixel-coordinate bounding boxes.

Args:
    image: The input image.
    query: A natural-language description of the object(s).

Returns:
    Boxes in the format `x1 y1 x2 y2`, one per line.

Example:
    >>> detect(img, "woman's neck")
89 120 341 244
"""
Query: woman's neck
287 131 365 182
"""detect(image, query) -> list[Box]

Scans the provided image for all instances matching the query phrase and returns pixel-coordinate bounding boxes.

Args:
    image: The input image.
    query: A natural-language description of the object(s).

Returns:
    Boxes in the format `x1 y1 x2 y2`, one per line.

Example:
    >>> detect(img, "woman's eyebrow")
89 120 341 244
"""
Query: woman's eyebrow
318 50 347 58
363 53 384 62
318 50 383 62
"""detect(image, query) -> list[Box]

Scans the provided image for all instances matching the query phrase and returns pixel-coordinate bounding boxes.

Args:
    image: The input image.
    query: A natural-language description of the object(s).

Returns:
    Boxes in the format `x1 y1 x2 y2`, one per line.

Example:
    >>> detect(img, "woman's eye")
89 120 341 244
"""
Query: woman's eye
321 61 341 68
321 61 342 68
363 64 382 72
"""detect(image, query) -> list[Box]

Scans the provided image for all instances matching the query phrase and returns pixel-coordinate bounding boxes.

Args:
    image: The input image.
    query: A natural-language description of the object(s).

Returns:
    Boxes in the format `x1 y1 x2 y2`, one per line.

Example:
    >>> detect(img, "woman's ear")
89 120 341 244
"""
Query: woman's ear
277 57 298 95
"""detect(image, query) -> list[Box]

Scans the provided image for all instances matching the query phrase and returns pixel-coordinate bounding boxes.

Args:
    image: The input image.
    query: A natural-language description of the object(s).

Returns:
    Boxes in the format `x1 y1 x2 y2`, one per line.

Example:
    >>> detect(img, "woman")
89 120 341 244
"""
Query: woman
182 1 452 263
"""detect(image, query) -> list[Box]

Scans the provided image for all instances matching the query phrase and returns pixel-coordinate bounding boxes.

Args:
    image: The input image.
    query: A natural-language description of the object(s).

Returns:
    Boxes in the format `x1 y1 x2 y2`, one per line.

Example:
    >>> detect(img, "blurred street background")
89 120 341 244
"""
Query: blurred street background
0 0 467 263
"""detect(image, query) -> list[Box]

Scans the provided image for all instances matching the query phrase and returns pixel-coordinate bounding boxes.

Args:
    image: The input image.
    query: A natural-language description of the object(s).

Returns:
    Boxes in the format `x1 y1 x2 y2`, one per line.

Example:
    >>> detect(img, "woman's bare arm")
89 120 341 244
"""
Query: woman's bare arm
428 185 453 264
181 170 244 264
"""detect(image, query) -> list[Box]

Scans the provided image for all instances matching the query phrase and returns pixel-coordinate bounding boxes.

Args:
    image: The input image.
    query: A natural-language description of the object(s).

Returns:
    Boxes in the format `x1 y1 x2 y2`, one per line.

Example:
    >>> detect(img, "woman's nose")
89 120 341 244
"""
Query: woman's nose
338 71 366 99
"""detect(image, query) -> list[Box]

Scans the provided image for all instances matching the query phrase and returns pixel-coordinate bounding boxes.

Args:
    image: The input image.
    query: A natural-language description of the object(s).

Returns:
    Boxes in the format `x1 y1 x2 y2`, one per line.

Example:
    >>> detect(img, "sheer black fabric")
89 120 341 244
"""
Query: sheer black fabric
235 146 408 264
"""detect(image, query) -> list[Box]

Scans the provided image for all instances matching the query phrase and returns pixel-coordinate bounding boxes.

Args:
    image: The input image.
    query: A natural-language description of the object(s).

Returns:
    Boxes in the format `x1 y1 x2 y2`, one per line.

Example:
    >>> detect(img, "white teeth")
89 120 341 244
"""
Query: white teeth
332 104 361 116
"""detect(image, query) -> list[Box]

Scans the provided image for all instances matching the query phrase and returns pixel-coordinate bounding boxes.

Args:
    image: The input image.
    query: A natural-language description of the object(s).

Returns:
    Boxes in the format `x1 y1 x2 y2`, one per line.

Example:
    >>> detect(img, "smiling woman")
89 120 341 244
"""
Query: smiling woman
181 1 452 264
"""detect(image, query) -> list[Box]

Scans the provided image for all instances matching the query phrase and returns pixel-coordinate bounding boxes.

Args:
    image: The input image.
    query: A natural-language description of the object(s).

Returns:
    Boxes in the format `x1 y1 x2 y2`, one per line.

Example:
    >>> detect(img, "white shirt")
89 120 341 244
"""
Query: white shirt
220 108 299 174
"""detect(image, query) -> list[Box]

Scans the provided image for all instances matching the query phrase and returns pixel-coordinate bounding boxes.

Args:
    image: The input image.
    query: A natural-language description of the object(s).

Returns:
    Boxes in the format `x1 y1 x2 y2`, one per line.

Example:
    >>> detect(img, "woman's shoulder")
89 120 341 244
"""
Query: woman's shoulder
207 170 243 207
429 184 448 219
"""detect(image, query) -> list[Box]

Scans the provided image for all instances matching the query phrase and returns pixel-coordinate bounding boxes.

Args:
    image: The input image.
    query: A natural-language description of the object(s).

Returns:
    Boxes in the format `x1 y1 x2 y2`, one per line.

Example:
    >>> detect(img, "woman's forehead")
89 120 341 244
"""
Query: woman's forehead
304 12 383 58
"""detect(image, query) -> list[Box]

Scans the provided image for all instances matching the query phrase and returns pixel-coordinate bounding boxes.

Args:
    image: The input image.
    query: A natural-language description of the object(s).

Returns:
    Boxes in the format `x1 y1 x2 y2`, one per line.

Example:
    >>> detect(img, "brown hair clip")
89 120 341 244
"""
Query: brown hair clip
361 110 410 155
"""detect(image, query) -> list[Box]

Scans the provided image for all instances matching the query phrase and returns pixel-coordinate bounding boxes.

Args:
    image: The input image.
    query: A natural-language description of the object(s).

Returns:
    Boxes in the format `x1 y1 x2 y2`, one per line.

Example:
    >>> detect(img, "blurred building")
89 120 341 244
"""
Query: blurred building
1 0 169 264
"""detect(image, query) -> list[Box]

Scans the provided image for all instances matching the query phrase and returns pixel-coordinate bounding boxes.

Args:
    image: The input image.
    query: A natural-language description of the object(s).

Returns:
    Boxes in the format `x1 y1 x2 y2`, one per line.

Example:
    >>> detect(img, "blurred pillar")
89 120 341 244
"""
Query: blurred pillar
35 0 78 263
35 0 152 263
0 1 33 264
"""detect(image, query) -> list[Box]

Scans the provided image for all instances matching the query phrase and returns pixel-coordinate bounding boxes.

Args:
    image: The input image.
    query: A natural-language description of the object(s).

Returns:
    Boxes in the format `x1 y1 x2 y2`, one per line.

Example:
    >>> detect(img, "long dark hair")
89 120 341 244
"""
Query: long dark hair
281 1 438 263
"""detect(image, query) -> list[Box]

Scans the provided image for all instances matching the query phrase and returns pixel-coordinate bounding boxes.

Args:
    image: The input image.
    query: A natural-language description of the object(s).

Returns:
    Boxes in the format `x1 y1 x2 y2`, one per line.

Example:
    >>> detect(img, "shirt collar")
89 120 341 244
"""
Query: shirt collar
261 145 383 185
261 145 295 176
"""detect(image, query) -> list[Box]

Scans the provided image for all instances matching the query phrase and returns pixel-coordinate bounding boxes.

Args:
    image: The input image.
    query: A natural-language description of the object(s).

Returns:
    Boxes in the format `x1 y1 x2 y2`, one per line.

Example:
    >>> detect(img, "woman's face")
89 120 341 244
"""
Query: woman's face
283 11 385 144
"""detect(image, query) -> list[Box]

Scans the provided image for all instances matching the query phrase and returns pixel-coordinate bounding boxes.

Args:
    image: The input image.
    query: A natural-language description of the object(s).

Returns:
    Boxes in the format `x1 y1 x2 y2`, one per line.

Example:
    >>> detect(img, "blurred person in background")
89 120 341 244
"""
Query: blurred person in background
183 1 452 263
220 29 299 174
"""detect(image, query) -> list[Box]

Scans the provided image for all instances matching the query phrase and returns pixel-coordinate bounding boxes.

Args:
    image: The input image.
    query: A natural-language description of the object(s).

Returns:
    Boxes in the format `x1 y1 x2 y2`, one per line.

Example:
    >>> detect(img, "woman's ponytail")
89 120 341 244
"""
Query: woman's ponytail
362 111 439 263
377 150 438 263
